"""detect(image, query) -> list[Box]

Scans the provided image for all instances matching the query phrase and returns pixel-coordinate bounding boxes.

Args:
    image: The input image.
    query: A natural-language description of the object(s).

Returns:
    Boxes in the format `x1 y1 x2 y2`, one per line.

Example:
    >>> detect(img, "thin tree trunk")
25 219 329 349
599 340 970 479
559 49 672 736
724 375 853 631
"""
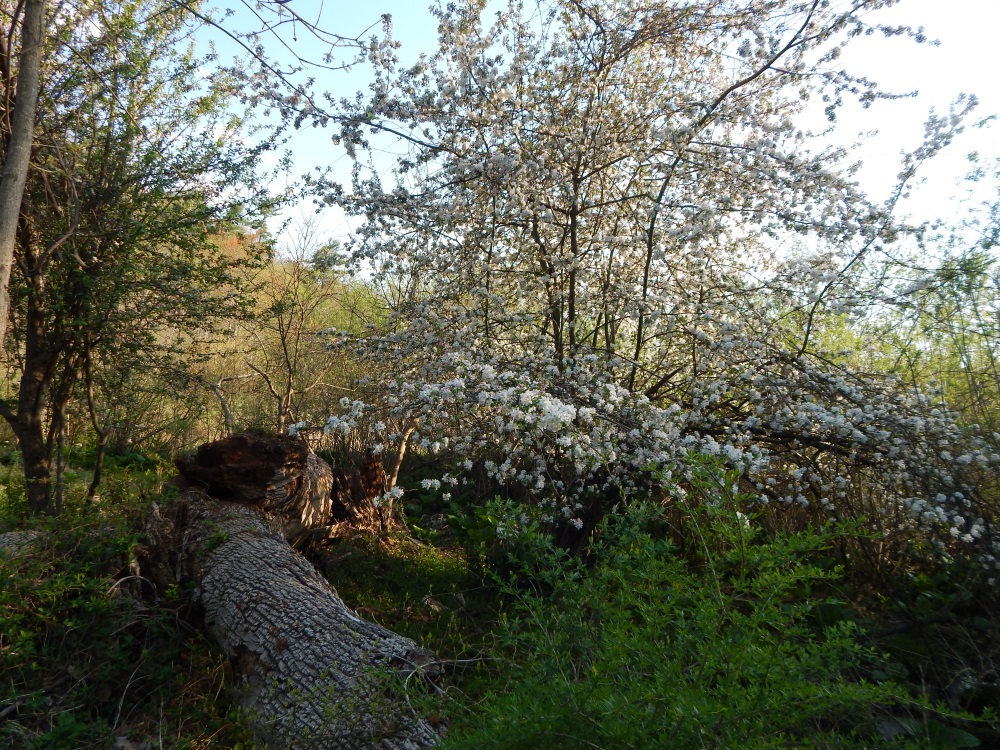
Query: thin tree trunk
0 0 46 351
53 406 65 514
87 431 109 501
0 338 68 516
17 417 52 515
84 349 112 500
210 382 236 435
386 421 417 492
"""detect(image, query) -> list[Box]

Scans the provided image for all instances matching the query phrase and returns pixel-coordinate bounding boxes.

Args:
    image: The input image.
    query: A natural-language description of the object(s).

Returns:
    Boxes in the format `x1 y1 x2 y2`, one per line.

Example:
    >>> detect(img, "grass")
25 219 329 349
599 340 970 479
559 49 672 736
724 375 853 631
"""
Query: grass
0 531 253 749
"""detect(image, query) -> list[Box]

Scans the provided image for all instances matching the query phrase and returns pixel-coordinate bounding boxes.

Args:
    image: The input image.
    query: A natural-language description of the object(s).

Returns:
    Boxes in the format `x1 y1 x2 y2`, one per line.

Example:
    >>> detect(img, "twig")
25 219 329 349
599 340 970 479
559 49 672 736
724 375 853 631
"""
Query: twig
108 575 158 598
113 659 146 729
0 698 25 722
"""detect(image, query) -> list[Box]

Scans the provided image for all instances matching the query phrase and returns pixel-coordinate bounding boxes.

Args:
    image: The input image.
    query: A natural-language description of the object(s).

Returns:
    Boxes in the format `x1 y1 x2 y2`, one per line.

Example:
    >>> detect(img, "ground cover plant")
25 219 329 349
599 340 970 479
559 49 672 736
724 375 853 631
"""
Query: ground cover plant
434 475 998 749
2 441 1000 747
0 463 254 749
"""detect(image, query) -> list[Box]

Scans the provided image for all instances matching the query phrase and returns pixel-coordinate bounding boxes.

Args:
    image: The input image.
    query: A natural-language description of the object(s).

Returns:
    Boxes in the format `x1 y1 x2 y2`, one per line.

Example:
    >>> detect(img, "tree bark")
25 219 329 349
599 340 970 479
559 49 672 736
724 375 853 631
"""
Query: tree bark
174 499 440 749
13 413 53 516
166 433 442 748
1 327 70 515
0 0 52 516
331 452 391 531
175 432 336 541
0 529 38 556
0 0 46 351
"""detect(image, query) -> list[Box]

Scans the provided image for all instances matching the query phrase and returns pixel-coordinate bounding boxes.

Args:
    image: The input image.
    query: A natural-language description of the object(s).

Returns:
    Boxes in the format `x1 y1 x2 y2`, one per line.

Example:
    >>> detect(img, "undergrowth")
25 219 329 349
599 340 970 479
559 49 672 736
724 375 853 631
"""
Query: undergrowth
0 446 998 749
0 459 252 750
435 498 995 749
425 457 1000 750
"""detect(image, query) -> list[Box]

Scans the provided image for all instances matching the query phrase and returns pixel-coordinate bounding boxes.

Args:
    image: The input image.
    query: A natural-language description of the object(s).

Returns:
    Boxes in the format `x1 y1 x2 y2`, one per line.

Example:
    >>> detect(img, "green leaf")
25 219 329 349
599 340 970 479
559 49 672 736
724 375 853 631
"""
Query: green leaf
927 721 981 749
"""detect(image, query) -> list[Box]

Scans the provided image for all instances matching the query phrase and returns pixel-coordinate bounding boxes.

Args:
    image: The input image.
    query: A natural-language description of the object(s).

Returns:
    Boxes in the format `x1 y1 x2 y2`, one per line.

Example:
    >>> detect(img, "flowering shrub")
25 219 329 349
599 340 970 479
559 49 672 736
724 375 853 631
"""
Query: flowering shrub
308 0 999 571
319 317 1000 572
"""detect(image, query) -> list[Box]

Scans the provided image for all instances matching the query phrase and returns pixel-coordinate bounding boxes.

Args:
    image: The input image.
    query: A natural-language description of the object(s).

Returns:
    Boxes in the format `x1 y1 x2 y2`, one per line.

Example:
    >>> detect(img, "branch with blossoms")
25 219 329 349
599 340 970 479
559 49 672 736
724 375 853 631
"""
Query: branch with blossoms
309 0 1000 576
319 299 1000 573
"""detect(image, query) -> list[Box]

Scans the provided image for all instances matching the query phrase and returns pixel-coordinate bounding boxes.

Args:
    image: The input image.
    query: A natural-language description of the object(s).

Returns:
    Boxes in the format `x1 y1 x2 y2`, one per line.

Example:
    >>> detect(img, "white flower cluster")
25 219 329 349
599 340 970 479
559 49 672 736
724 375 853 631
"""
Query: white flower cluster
325 281 1000 570
319 0 999 572
322 344 685 525
322 397 368 436
373 485 405 509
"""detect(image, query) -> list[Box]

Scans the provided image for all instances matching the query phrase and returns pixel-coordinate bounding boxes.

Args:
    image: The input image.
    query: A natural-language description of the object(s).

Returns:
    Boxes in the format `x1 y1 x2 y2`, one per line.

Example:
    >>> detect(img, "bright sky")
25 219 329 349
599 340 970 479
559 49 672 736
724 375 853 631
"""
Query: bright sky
832 0 1000 216
232 0 1000 242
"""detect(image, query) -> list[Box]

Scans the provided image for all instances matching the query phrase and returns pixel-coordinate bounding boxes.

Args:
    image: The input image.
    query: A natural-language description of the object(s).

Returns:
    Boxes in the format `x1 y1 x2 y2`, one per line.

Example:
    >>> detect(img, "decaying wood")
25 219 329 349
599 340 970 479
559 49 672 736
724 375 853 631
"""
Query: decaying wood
175 432 334 541
162 433 441 748
176 432 406 535
331 452 390 531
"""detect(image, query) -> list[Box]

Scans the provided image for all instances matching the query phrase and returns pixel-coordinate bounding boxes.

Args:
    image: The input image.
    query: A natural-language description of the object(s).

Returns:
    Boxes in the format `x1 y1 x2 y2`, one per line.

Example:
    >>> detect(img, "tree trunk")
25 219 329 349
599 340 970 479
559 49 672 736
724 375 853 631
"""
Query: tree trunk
166 433 442 748
167 498 441 749
0 279 69 516
0 13 60 513
16 417 52 516
86 431 109 501
0 0 46 351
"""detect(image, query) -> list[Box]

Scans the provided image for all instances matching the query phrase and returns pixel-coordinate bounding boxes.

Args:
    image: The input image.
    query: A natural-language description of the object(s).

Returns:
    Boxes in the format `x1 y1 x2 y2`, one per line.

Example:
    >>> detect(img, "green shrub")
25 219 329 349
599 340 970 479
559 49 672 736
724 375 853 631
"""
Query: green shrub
441 491 984 749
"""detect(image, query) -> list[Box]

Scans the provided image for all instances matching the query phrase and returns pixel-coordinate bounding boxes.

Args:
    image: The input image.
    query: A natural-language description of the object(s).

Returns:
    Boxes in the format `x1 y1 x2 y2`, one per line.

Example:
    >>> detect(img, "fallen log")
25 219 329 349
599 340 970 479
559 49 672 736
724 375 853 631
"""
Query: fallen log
160 433 442 749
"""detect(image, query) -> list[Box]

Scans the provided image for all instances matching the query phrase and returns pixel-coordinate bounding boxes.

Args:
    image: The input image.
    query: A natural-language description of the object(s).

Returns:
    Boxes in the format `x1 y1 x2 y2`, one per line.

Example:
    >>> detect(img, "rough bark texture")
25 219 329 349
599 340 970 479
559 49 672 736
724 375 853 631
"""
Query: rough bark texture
0 299 80 516
0 529 38 556
165 433 441 748
164 497 440 749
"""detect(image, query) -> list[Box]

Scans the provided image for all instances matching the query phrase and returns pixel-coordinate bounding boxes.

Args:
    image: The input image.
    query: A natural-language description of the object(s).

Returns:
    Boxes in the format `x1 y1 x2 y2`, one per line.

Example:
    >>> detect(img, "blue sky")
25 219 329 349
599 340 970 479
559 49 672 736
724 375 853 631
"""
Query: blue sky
216 0 1000 243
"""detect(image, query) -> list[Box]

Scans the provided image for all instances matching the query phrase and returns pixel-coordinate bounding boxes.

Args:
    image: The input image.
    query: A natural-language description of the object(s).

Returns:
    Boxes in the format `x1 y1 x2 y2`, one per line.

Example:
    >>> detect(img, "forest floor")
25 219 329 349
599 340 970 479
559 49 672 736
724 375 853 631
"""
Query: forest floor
1 445 1000 749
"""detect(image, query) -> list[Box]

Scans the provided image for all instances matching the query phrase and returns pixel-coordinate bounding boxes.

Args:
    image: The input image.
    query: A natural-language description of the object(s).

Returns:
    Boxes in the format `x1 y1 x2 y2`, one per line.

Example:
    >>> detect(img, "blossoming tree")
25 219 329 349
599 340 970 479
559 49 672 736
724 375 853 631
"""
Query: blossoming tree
318 0 999 569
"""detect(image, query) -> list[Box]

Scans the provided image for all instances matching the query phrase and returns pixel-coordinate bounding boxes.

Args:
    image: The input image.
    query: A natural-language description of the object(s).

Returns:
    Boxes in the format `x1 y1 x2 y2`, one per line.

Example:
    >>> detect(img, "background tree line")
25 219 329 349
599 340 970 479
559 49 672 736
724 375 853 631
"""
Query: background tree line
0 0 382 515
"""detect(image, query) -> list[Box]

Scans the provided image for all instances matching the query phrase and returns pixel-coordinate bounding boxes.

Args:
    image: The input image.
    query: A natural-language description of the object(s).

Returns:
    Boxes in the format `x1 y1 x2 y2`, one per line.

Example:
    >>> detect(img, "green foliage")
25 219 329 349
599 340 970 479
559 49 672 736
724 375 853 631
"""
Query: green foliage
0 478 252 749
1 442 996 749
0 454 27 524
440 492 988 750
869 564 1000 732
1 0 276 515
317 532 495 656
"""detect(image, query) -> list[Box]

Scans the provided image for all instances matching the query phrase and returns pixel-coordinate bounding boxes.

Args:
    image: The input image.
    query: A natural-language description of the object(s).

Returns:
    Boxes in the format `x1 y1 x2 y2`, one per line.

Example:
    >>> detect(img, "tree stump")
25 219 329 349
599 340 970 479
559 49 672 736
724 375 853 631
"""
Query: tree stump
331 452 391 531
